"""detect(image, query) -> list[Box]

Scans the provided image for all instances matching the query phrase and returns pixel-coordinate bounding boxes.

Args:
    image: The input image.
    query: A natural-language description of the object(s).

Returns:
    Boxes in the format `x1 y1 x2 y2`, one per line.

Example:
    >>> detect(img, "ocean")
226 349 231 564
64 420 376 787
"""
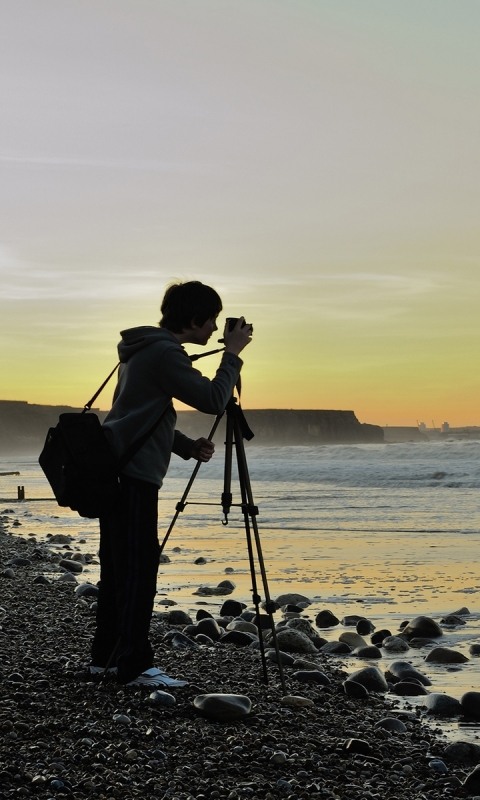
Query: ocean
1 439 479 741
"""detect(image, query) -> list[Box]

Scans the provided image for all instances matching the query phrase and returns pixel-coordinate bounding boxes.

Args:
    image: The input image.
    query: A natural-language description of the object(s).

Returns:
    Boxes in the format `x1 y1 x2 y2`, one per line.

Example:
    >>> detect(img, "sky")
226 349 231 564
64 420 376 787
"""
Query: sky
1 0 479 426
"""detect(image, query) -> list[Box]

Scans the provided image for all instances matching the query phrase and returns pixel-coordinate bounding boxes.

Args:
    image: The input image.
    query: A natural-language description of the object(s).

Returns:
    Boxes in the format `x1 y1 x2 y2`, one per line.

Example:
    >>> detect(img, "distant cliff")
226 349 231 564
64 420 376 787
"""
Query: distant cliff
176 409 384 446
0 400 107 457
0 400 383 456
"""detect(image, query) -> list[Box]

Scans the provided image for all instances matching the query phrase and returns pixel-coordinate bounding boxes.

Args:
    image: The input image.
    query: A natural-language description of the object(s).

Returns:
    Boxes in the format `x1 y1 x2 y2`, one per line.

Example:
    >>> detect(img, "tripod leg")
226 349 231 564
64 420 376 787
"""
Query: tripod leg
159 414 223 557
221 410 234 525
232 411 288 695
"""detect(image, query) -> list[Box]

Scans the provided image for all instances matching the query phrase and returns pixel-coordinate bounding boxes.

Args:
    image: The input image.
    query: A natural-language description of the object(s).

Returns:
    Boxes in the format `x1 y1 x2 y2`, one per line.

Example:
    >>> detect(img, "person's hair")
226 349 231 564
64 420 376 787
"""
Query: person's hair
159 281 222 332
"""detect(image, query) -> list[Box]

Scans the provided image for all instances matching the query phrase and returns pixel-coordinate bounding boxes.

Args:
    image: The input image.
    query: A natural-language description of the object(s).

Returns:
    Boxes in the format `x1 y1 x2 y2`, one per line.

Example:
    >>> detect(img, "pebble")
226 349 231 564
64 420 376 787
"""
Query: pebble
274 628 317 654
375 717 407 733
280 695 314 708
402 615 443 639
315 609 339 628
112 713 131 725
343 679 369 698
275 593 311 606
147 690 176 707
386 660 431 685
2 568 15 578
429 759 448 774
56 572 77 583
424 646 469 664
353 645 382 659
371 628 392 645
461 691 480 718
347 666 388 692
356 618 375 635
59 558 83 573
33 575 51 585
75 583 99 597
292 670 330 685
339 631 367 648
382 635 410 652
168 609 192 625
423 693 463 717
266 649 295 666
270 751 287 764
194 556 207 564
221 630 258 646
220 599 245 617
321 640 352 654
9 557 31 566
193 693 252 721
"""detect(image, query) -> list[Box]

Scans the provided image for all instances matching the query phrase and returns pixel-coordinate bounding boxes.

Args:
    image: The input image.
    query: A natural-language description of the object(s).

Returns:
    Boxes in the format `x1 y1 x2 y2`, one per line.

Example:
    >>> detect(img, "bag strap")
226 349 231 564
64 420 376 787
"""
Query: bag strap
82 363 120 412
81 361 172 471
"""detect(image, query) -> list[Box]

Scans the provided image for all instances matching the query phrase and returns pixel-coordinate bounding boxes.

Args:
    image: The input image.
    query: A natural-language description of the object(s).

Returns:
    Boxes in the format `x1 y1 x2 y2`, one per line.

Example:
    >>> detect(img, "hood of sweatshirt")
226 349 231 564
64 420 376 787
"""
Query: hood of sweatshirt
118 326 179 363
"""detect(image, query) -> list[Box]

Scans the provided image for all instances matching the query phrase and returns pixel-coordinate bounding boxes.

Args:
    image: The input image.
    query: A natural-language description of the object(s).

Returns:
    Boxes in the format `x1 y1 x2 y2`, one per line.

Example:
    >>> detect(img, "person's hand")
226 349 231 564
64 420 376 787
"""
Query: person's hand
223 317 252 356
190 437 215 462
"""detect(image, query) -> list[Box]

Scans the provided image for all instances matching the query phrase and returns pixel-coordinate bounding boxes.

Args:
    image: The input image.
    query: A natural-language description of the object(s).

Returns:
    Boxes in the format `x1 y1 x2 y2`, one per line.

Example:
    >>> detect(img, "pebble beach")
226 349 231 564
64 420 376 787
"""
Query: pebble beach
2 515 480 800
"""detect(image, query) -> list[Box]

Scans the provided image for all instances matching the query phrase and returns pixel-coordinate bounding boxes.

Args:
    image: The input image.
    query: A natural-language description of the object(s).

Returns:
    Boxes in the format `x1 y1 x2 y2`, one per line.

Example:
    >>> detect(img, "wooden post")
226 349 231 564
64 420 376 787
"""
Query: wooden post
17 486 25 501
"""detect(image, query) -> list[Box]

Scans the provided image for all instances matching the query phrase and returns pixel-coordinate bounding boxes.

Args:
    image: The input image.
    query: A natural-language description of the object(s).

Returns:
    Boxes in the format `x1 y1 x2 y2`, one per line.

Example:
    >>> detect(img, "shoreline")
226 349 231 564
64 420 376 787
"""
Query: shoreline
2 525 480 799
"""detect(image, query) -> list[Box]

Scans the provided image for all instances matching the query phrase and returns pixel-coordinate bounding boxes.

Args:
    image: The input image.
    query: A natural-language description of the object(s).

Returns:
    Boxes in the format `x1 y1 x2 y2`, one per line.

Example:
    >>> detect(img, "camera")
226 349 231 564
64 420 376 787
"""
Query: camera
226 317 250 332
218 317 253 343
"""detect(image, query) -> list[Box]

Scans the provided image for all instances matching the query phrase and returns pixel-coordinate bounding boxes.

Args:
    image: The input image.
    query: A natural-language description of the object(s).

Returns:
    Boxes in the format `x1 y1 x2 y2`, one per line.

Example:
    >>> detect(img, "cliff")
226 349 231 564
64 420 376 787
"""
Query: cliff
0 401 107 457
0 401 383 456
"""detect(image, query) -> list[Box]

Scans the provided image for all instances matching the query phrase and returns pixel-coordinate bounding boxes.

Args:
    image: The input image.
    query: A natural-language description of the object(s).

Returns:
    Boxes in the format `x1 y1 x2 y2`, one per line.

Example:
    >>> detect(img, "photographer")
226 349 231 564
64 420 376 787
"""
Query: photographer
90 281 252 687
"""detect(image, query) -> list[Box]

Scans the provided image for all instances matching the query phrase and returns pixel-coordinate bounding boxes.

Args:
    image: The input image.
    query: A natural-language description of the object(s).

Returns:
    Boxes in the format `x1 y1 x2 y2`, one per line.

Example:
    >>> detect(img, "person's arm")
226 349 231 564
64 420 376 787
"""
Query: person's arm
159 347 242 415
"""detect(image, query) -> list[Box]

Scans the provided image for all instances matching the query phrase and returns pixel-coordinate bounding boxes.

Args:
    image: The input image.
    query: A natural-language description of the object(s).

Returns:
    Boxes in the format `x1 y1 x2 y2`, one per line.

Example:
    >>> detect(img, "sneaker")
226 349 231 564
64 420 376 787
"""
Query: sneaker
88 665 118 676
126 667 188 688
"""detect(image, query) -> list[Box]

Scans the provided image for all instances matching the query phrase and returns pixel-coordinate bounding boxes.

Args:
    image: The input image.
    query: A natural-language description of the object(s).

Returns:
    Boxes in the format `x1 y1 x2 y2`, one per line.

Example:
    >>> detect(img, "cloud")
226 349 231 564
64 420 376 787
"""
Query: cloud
0 154 208 172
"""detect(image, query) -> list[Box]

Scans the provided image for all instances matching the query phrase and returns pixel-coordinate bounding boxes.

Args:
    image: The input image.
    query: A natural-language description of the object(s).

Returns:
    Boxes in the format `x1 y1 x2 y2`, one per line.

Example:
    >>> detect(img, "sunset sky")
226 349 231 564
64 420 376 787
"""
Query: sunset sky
1 0 479 425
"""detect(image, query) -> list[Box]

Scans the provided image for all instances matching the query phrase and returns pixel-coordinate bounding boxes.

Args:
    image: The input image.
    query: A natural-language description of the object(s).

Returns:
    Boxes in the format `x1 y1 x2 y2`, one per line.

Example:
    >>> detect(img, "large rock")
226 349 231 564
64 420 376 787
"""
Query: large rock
315 609 339 628
75 583 99 598
346 666 388 692
385 660 431 686
354 645 382 659
424 647 469 664
339 632 367 649
286 618 318 641
168 610 193 626
463 765 480 795
226 620 258 635
375 717 407 733
196 618 223 641
382 636 409 653
276 593 311 607
221 630 258 647
193 694 251 721
59 558 83 573
292 670 330 686
461 691 480 719
356 619 375 635
402 616 443 640
321 641 352 654
371 629 392 646
393 680 429 696
220 599 245 617
423 693 462 717
444 741 480 764
343 680 368 698
275 628 318 654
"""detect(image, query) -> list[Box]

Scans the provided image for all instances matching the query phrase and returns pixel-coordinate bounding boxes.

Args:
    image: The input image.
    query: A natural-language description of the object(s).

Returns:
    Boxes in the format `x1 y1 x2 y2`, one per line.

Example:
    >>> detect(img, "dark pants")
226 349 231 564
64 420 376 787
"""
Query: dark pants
91 475 160 683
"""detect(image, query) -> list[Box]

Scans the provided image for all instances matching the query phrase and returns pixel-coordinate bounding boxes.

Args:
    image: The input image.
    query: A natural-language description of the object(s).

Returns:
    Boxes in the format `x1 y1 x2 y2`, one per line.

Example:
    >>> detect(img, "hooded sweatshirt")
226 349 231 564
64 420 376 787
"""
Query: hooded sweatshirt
102 326 242 487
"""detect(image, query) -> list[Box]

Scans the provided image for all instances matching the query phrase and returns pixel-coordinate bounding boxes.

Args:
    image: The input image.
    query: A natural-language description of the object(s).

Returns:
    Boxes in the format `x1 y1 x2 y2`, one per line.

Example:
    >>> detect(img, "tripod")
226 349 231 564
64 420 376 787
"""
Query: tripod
159 396 287 694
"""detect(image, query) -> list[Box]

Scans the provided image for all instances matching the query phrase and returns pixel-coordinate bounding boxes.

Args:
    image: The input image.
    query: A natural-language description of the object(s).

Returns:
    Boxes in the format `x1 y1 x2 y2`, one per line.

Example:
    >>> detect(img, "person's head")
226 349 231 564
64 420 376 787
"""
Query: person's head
159 281 222 333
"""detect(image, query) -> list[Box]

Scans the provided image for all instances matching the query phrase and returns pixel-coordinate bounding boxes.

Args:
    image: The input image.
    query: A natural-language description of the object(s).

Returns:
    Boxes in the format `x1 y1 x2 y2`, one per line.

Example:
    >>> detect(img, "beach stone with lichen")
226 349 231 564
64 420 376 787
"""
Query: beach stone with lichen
274 627 318 653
